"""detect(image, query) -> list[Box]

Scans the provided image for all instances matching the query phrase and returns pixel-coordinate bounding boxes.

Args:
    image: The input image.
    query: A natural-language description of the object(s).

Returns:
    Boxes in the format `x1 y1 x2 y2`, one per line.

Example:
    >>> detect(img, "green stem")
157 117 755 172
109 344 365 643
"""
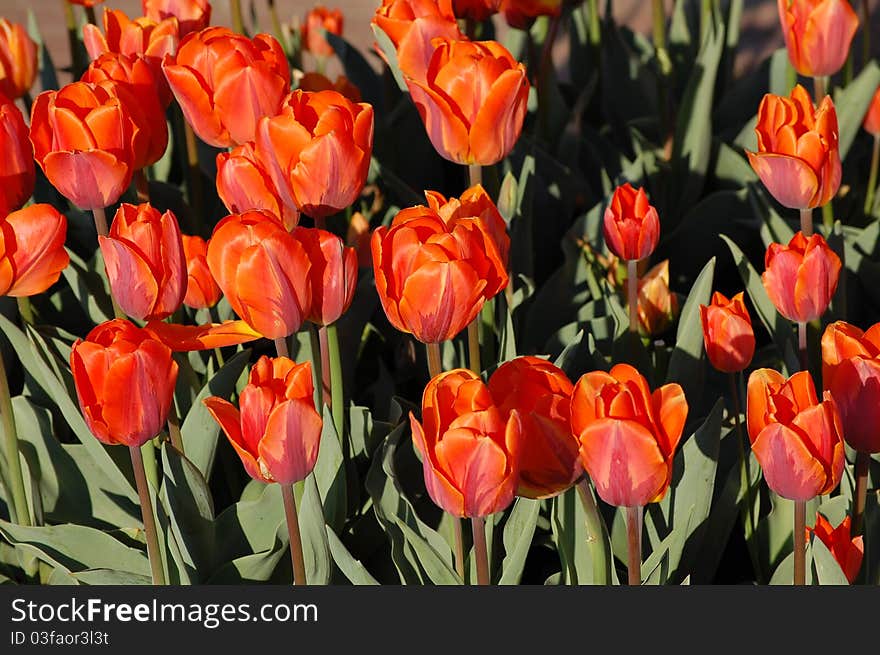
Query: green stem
853 451 870 536
794 499 806 585
230 0 245 35
282 484 307 585
626 505 642 585
134 169 150 203
84 5 97 26
862 0 872 70
16 298 34 326
576 479 612 585
167 410 184 455
63 0 83 80
467 322 481 375
587 0 601 47
799 207 813 237
326 323 345 440
865 134 879 215
129 444 165 585
426 342 442 379
208 306 226 367
472 516 490 585
453 515 466 581
309 324 324 415
730 372 759 575
141 441 159 500
798 322 808 372
627 260 639 333
0 351 30 526
274 336 289 359
813 75 828 103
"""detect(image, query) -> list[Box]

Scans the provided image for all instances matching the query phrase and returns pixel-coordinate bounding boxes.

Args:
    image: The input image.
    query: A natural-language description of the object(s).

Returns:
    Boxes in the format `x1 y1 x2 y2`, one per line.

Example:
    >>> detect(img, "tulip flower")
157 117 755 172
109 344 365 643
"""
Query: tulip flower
403 38 529 167
302 6 344 59
410 368 521 518
298 72 362 103
206 210 312 340
69 0 105 6
294 227 357 327
499 0 562 30
863 86 880 213
255 89 374 219
570 363 688 508
806 514 863 583
0 204 69 298
99 203 186 321
603 183 660 262
762 231 841 324
777 0 858 78
29 82 135 210
142 0 212 38
0 96 35 218
0 19 37 101
181 234 222 310
144 319 261 351
700 291 756 373
371 200 508 344
71 319 178 448
163 27 290 148
864 86 880 137
636 259 679 337
487 356 580 499
746 85 841 211
746 368 844 500
451 0 500 21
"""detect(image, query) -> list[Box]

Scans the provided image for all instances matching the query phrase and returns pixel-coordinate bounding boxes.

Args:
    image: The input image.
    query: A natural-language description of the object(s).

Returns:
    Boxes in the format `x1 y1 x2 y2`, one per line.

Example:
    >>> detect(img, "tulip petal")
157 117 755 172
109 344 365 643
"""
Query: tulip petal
405 77 471 164
42 150 130 210
258 398 322 484
203 396 269 483
410 412 465 516
99 235 159 321
751 422 827 500
163 63 229 148
144 320 262 351
470 68 527 166
746 151 819 209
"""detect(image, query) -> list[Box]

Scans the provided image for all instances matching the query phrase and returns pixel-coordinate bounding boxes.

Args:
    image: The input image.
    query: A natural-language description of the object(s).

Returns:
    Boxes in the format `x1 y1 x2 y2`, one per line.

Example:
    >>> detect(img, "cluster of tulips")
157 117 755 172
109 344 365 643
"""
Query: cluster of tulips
0 0 878 586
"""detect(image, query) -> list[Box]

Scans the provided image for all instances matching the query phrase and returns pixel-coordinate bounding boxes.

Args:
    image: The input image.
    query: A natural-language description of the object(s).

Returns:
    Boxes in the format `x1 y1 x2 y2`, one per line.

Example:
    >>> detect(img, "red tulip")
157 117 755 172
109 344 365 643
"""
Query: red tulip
298 72 362 103
302 6 344 58
142 0 212 38
700 291 756 373
603 183 660 262
762 231 841 323
778 0 858 77
294 227 357 326
163 27 290 148
636 259 679 337
487 356 580 499
571 364 688 507
864 86 880 137
0 19 37 100
410 368 521 517
451 0 499 21
747 369 844 501
204 356 322 485
68 0 104 6
71 319 178 448
181 234 222 310
0 204 69 298
0 95 35 218
806 514 864 583
499 0 562 30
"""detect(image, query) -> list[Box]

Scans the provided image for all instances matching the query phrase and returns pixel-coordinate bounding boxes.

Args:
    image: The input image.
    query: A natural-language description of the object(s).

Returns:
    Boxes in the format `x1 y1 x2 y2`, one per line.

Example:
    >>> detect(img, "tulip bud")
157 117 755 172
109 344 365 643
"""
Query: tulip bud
762 231 841 323
778 0 858 77
0 204 69 298
700 291 756 373
603 183 660 262
410 369 521 517
636 259 679 337
499 0 563 31
142 0 212 38
181 234 222 310
451 0 499 21
204 356 322 485
293 227 358 326
0 19 37 100
0 95 35 218
302 6 343 58
571 364 688 507
806 514 863 583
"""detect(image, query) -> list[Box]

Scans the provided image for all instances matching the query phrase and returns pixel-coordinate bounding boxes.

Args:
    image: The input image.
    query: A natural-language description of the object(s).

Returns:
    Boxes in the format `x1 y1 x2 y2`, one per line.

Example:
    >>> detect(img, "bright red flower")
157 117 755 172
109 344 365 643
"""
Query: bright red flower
142 0 211 38
294 227 357 326
700 291 756 373
778 0 858 77
451 0 500 21
499 0 562 30
181 234 222 310
863 85 880 137
0 19 37 100
0 95 35 218
806 514 864 583
302 5 344 58
603 183 660 262
0 204 69 298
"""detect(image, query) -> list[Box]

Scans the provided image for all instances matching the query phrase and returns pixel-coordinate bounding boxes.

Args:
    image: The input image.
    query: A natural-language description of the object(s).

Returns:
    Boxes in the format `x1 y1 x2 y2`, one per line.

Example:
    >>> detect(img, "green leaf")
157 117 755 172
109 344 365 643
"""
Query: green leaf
323 31 384 113
60 248 114 326
370 23 407 93
314 406 347 533
498 498 539 585
550 484 616 585
326 527 379 585
834 61 880 160
299 473 332 585
811 535 849 585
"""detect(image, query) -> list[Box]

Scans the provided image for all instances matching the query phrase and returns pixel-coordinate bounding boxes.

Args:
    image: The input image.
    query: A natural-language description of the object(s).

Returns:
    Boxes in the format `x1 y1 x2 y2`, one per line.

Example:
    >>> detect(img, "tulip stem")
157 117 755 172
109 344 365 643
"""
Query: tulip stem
326 323 345 440
274 336 289 359
452 515 466 581
467 322 481 375
793 499 806 585
134 169 150 203
83 5 97 27
799 208 813 237
587 0 601 48
0 350 31 526
798 322 808 372
182 120 205 235
282 484 307 585
167 411 184 455
627 260 639 334
813 76 828 102
652 0 671 76
626 505 642 586
92 206 110 237
471 516 490 585
426 342 442 379
16 298 34 326
267 0 289 54
729 372 759 574
865 134 879 215
468 164 482 189
129 444 166 585
62 0 83 80
576 479 612 585
230 0 245 35
853 451 870 535
309 324 324 414
862 0 872 69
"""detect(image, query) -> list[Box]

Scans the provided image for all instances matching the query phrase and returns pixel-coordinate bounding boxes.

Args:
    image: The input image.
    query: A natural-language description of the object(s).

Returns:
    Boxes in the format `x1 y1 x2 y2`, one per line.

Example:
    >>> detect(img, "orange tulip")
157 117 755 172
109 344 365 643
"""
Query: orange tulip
487 356 580 499
0 95 35 218
571 364 687 507
298 72 362 103
83 8 179 106
302 6 344 58
603 183 660 262
255 89 374 219
163 27 290 148
204 356 322 485
0 19 37 100
863 86 880 137
746 84 841 210
410 369 521 517
499 0 562 30
821 321 880 453
762 231 841 323
778 0 858 77
372 0 462 80
29 82 135 210
142 0 212 38
700 291 756 373
294 227 357 326
216 142 299 231
806 514 863 583
746 368 844 500
371 199 508 344
451 0 500 21
70 319 178 448
403 38 529 166
99 203 186 321
181 234 222 310
68 0 104 6
636 259 679 337
0 204 69 297
206 210 312 339
144 319 261 351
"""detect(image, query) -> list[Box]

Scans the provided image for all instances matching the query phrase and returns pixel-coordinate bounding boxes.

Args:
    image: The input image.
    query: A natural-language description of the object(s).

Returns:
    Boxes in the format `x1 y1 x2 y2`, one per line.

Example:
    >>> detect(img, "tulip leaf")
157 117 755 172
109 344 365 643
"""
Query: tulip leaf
314 406 347 533
768 547 815 585
498 497 539 585
810 535 849 585
551 484 616 585
326 527 379 585
72 569 152 585
863 491 880 585
323 32 384 115
206 525 291 584
834 61 880 161
27 9 59 93
370 23 408 94
299 472 332 585
61 248 115 326
212 483 284 567
756 491 820 576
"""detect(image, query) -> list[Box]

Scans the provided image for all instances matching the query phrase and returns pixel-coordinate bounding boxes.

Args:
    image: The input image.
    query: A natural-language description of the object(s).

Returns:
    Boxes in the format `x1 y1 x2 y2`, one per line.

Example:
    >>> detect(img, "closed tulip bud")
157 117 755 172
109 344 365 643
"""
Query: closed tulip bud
488 356 580 499
371 200 508 344
29 82 135 210
404 38 529 166
410 369 521 517
863 86 880 137
142 0 212 38
778 0 858 77
637 259 679 337
71 319 178 448
821 321 880 453
0 204 69 297
806 514 863 583
0 19 37 100
0 96 35 218
163 27 290 148
255 89 373 219
700 291 756 373
499 0 562 30
452 0 500 21
294 227 357 326
206 210 312 339
571 364 687 507
298 72 362 103
762 231 841 323
747 85 841 210
216 142 299 231
603 183 660 262
747 368 844 500
204 356 322 485
99 203 186 321
302 6 343 58
180 234 222 310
